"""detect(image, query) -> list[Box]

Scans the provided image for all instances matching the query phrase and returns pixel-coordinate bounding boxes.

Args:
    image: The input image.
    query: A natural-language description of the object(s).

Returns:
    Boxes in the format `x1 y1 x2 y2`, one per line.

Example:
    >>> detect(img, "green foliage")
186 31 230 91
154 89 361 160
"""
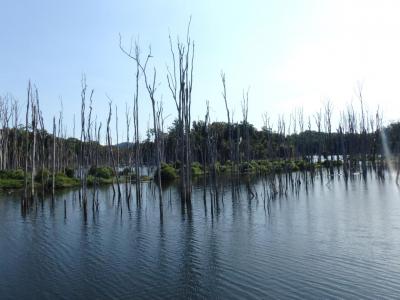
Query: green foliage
87 175 114 186
54 173 80 188
296 160 307 171
35 168 50 183
0 169 25 180
173 160 181 170
239 161 255 173
191 162 204 176
0 178 24 189
218 162 229 173
88 166 114 179
65 168 75 178
159 163 178 182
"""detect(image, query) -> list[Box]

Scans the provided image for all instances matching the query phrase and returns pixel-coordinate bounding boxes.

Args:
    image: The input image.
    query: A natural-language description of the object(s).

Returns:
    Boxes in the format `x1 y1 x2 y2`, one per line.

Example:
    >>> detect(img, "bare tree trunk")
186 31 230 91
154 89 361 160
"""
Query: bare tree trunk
115 105 119 170
166 22 195 207
52 116 56 198
221 71 235 177
12 99 19 169
313 110 322 164
24 82 31 201
125 103 132 202
242 88 250 162
120 39 142 205
106 101 122 199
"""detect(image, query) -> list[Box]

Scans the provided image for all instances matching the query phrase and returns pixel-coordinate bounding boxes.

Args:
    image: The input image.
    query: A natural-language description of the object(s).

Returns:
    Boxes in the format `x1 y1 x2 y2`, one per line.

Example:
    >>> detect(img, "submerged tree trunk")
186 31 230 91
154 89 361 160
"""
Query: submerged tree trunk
52 116 56 198
24 83 31 201
106 102 122 199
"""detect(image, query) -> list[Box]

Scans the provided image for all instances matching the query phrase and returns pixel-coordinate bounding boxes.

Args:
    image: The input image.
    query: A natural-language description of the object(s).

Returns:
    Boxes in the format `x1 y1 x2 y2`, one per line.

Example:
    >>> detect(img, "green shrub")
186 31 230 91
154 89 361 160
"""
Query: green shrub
54 173 80 188
296 160 307 171
0 169 25 180
219 164 228 173
173 160 181 170
88 166 114 179
0 178 24 189
159 163 178 182
65 168 75 178
35 168 50 183
191 162 203 176
239 162 255 173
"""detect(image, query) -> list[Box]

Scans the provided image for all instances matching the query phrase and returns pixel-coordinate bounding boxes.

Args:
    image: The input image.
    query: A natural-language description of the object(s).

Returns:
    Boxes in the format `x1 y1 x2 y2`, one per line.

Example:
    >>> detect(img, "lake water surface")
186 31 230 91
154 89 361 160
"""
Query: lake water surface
1 170 400 299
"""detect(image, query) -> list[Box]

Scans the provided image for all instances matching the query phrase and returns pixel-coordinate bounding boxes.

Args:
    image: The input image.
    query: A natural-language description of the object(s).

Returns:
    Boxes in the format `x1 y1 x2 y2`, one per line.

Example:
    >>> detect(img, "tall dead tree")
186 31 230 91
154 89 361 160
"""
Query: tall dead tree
357 85 368 173
221 71 233 165
106 101 122 199
119 38 142 205
52 116 56 197
324 100 333 174
24 82 31 201
35 94 46 195
30 88 38 197
115 105 120 169
125 103 132 201
313 110 322 163
242 88 250 162
12 98 19 169
120 43 164 216
166 22 195 206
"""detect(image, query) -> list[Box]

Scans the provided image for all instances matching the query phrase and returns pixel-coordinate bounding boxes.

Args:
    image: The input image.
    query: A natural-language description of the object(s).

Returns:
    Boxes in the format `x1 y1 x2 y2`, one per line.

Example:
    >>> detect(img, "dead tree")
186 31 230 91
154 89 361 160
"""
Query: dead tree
313 110 322 163
125 103 132 201
79 76 93 218
52 116 56 197
357 85 368 173
119 38 142 205
115 105 120 169
221 71 233 165
34 93 46 195
24 82 31 201
202 101 210 215
106 101 122 199
324 100 333 174
166 22 195 206
30 88 38 198
338 112 348 177
12 98 19 169
242 88 250 162
347 104 357 171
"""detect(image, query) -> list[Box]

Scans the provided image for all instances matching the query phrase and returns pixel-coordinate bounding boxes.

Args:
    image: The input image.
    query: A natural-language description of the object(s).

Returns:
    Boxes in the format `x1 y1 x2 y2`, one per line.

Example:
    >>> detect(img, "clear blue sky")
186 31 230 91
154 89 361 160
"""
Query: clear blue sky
1 0 400 142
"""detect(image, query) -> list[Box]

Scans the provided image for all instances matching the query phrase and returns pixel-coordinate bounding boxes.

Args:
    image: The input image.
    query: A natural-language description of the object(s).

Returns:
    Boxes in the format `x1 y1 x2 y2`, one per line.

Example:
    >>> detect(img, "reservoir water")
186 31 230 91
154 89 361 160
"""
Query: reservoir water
1 170 400 299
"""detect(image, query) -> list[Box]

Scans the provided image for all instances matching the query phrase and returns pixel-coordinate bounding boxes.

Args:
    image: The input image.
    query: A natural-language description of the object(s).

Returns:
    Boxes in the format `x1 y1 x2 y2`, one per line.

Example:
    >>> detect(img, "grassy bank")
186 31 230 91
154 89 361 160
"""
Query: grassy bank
158 159 344 183
0 159 344 190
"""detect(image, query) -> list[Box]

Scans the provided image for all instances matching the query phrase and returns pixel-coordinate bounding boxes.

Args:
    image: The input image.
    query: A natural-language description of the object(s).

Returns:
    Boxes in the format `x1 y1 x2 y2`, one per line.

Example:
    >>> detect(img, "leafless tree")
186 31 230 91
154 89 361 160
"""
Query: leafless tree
24 82 31 201
52 116 56 197
106 100 122 199
125 103 132 201
324 100 333 170
221 71 233 165
166 20 195 206
119 39 143 205
313 109 322 163
242 88 250 162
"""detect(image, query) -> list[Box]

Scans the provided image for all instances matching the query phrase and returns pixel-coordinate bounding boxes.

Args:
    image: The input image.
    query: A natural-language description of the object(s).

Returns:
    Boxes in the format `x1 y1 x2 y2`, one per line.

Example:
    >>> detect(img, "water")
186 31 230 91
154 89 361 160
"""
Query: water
1 170 400 299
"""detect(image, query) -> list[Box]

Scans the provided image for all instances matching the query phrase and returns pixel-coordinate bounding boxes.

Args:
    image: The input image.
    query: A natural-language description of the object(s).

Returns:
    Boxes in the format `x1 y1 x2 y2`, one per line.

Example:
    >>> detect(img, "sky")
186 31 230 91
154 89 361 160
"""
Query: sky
1 0 400 142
